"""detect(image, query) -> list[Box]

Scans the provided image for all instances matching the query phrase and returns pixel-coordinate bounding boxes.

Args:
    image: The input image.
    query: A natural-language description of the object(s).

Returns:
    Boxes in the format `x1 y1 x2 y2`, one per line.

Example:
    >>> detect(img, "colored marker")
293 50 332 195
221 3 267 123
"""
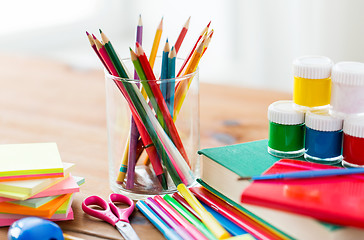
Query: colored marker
145 198 195 240
154 195 209 240
136 201 182 240
164 195 218 240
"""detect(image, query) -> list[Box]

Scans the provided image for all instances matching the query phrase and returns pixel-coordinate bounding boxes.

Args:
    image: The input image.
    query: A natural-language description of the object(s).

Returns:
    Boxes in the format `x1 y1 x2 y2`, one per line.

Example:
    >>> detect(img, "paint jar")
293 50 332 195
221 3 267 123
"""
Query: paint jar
342 116 364 167
268 100 305 158
293 56 333 111
330 62 364 117
105 57 200 200
304 110 343 165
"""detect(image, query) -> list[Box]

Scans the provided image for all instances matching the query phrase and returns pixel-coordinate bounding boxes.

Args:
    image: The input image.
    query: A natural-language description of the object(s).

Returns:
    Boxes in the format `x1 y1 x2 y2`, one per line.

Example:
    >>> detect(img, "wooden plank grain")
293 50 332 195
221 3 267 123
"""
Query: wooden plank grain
0 55 290 239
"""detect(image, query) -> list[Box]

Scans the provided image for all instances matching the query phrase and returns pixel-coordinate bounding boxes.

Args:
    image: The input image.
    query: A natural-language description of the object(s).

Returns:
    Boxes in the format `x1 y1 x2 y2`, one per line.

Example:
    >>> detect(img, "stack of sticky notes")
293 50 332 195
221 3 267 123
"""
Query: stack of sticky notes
0 143 84 226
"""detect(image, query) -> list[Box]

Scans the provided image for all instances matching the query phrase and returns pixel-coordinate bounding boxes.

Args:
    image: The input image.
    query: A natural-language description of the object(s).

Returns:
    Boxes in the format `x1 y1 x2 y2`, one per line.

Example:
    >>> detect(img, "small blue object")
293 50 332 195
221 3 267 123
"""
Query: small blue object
8 217 64 240
305 127 343 160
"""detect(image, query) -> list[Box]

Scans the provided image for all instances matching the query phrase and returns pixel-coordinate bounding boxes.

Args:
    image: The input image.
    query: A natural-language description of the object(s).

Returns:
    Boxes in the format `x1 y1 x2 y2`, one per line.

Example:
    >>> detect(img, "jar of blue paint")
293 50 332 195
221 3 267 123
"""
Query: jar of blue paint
304 110 343 165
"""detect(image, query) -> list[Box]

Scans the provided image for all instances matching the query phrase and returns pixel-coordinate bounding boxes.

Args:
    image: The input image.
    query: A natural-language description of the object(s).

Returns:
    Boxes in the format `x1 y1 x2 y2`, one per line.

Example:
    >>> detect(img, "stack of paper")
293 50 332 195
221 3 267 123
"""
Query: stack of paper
0 143 84 226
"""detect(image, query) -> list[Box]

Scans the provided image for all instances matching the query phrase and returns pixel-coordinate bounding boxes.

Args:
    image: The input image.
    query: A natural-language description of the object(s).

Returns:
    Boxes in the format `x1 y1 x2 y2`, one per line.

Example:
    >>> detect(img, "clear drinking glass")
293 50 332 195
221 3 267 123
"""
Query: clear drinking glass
105 57 200 200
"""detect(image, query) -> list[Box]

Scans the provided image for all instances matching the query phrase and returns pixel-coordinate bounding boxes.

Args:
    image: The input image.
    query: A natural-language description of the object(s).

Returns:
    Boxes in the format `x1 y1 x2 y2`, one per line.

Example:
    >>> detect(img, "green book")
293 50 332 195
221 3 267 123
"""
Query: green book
199 139 364 240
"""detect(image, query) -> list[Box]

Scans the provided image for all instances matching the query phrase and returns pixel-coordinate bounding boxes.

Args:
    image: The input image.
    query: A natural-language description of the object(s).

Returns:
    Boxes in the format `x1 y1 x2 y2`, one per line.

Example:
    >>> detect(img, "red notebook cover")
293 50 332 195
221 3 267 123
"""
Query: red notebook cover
241 159 364 229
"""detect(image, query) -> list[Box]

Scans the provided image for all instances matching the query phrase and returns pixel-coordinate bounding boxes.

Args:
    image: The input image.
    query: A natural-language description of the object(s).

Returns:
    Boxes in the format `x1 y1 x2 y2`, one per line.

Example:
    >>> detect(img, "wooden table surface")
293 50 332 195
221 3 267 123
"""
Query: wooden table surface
0 55 291 239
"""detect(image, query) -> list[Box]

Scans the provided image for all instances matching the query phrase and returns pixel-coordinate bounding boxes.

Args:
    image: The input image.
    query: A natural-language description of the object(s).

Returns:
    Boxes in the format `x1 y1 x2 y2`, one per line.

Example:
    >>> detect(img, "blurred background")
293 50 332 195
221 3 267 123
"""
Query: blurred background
1 0 364 92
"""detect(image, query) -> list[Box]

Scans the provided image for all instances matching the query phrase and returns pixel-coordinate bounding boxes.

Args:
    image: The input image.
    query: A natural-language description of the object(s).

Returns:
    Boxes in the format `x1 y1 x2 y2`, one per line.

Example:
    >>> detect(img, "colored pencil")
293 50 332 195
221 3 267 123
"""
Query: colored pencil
136 42 190 167
132 81 194 185
126 14 144 189
100 30 129 78
167 46 176 117
174 17 190 54
154 195 209 240
116 139 129 183
173 39 205 119
238 167 364 181
86 32 108 71
177 184 231 239
160 39 170 106
176 21 210 77
129 48 167 186
149 17 163 69
136 200 183 240
202 30 214 56
164 194 218 240
95 32 171 188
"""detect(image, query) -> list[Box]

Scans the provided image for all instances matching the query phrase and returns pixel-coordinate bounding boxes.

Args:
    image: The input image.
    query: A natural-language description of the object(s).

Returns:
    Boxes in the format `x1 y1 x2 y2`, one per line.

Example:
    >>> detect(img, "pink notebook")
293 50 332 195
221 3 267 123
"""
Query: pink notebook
241 159 364 229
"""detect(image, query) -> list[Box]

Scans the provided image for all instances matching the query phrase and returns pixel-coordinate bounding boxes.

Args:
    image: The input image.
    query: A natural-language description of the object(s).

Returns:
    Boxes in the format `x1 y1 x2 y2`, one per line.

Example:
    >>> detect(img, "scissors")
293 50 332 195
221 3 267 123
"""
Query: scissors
82 193 140 240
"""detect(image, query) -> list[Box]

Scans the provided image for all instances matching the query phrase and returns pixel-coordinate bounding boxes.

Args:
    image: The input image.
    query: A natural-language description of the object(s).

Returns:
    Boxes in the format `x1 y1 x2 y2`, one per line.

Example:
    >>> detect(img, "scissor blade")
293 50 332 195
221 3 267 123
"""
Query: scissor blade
115 221 140 240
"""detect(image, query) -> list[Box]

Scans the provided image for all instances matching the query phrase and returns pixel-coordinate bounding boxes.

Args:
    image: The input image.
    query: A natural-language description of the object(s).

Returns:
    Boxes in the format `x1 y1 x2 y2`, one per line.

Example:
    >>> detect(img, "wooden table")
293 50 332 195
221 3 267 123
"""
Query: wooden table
0 55 291 239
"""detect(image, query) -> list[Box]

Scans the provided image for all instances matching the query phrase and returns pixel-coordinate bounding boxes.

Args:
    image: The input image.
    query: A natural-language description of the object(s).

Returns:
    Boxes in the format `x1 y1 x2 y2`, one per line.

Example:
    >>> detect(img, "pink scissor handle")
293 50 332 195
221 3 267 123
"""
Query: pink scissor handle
109 193 135 223
82 195 119 226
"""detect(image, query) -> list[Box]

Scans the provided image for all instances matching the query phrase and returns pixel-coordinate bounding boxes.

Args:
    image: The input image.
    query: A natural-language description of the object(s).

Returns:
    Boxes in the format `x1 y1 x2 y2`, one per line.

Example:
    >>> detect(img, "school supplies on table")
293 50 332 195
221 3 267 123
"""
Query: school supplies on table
0 143 64 181
199 140 364 239
87 16 213 198
241 159 364 229
82 193 140 240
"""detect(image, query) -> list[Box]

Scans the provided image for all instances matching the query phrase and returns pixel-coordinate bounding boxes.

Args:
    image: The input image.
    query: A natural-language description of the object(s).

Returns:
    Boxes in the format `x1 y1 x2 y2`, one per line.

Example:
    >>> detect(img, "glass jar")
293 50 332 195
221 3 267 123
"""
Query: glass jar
105 57 200 200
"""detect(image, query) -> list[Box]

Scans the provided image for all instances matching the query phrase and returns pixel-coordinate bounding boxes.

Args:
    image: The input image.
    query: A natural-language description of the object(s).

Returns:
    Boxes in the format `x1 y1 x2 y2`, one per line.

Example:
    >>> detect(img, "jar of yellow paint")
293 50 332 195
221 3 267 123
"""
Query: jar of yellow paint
293 56 334 111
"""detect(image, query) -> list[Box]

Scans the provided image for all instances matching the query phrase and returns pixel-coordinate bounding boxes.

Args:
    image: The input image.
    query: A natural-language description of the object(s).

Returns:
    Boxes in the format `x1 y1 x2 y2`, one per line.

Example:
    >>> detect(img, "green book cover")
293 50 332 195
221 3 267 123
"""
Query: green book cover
198 139 304 178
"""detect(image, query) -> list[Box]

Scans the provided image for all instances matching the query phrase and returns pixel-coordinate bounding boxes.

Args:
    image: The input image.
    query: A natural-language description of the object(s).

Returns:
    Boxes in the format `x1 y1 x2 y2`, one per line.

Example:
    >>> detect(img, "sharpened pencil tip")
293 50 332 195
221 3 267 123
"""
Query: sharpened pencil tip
99 29 102 33
86 31 89 36
92 34 97 40
129 47 133 51
207 21 211 28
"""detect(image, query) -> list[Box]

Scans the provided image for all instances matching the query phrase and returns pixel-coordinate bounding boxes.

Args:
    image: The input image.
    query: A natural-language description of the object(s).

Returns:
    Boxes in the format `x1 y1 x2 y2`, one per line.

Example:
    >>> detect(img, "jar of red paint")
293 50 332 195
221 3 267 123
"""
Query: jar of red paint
342 115 364 167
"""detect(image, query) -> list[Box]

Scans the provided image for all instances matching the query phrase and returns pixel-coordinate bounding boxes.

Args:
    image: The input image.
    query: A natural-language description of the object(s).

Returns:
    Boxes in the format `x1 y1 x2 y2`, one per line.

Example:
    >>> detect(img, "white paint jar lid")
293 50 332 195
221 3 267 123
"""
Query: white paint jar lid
332 62 364 86
343 115 364 138
293 56 333 79
268 100 305 125
305 110 343 132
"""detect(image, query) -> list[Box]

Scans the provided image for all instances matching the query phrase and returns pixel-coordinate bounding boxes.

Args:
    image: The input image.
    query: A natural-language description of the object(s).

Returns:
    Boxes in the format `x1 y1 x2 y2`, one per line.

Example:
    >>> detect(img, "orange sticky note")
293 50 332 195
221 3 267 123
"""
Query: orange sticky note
0 193 72 218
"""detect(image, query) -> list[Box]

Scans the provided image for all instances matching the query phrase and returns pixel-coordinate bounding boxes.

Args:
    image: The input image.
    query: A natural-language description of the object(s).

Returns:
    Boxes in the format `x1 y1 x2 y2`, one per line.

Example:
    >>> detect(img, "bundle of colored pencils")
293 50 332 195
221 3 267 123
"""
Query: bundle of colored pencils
86 16 213 191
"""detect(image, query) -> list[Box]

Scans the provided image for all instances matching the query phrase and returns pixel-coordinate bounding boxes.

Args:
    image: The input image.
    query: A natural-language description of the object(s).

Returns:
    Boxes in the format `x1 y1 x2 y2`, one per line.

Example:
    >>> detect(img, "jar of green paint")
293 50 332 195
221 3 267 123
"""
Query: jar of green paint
268 100 305 158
